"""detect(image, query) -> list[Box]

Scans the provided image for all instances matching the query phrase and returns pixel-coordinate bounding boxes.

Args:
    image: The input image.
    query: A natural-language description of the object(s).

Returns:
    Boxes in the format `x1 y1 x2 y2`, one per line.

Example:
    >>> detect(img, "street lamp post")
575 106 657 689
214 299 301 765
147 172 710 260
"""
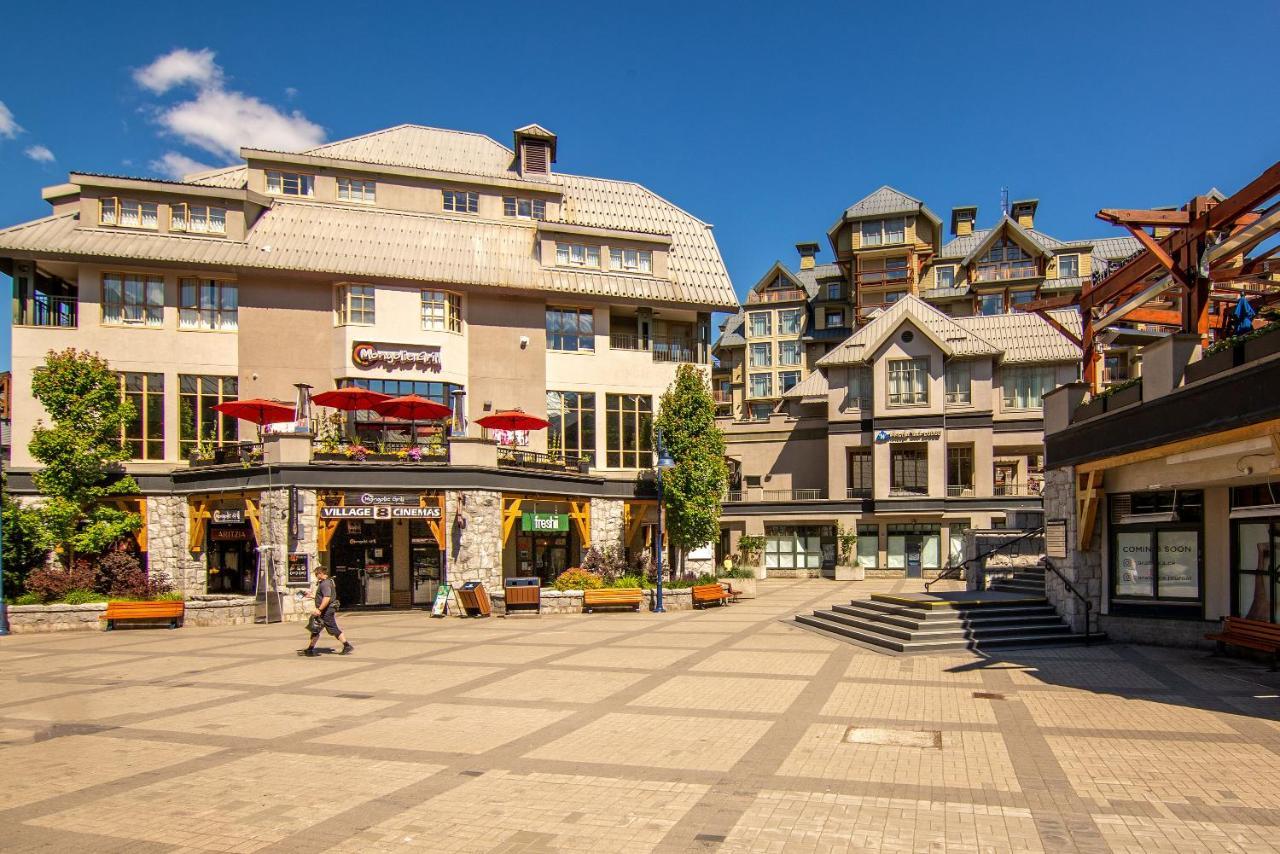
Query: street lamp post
653 432 675 614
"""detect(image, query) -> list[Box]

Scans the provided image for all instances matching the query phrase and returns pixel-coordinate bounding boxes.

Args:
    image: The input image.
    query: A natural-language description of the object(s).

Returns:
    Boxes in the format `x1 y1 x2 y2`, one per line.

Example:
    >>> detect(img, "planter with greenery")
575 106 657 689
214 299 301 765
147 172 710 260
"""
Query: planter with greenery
736 534 767 579
834 522 864 581
1241 319 1280 363
1185 342 1240 384
717 563 757 598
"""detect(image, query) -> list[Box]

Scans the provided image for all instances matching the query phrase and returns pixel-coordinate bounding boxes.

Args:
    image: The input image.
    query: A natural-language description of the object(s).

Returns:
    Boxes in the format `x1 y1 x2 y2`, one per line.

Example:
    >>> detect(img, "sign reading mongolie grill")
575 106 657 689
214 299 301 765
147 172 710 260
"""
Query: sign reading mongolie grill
351 342 442 372
521 512 569 533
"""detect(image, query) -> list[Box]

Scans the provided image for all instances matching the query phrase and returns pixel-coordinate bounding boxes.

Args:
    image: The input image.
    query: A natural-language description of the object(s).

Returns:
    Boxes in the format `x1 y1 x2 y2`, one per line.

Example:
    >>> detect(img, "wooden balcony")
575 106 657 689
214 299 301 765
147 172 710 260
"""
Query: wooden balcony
747 288 807 304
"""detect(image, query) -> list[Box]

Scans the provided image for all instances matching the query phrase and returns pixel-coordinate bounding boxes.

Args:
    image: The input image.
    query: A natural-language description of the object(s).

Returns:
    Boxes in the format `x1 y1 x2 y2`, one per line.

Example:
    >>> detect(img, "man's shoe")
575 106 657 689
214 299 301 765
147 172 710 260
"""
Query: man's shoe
339 643 355 655
303 648 319 657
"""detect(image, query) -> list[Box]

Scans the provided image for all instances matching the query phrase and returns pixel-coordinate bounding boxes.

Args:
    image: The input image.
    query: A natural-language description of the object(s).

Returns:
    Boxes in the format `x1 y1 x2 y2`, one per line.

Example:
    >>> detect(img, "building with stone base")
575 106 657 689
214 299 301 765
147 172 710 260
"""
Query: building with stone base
0 122 736 616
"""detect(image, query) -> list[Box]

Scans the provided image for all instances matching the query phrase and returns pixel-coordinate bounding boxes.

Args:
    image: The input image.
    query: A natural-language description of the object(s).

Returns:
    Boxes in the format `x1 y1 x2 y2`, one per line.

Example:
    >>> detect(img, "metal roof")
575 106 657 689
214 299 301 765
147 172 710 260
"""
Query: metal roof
960 216 1056 265
816 295 1000 366
792 262 842 296
953 309 1082 364
299 124 518 178
918 285 970 300
1039 276 1087 293
938 223 1069 260
715 313 746 348
841 186 942 225
782 369 829 400
1088 236 1142 261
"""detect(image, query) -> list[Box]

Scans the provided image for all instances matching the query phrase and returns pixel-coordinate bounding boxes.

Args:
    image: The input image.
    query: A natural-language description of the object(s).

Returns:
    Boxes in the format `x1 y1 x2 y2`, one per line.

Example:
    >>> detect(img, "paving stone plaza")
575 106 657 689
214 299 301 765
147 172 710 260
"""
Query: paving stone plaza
2 579 1280 853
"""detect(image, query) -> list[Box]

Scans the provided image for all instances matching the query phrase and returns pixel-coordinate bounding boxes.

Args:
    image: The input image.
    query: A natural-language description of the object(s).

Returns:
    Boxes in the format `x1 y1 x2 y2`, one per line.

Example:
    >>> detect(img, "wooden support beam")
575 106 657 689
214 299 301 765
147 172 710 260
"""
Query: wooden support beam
1123 224 1191 291
1097 209 1192 227
316 493 343 553
569 500 591 549
188 499 210 553
244 496 262 543
1076 470 1101 551
422 494 446 552
1017 294 1079 313
501 497 524 548
1076 418 1280 475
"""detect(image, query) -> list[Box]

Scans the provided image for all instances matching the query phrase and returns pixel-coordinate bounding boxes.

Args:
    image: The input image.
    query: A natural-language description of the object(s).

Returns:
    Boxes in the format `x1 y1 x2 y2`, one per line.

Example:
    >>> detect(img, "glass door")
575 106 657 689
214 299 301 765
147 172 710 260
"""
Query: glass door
1235 520 1276 623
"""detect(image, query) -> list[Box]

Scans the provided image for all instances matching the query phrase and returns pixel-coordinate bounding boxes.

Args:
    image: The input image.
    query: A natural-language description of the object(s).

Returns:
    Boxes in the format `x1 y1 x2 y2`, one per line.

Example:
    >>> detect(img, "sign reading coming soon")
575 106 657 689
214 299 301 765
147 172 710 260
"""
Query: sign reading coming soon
351 342 442 371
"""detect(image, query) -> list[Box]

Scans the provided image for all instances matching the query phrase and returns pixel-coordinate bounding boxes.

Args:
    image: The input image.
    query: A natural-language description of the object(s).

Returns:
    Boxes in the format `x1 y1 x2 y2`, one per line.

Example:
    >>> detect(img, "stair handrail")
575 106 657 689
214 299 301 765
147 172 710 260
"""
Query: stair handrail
925 526 1046 592
1039 558 1093 645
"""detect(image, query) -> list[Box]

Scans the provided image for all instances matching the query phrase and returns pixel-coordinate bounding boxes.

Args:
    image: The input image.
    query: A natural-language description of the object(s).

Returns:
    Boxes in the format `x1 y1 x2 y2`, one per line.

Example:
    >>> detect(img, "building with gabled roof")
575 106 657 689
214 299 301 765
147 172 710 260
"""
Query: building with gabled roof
1 121 735 611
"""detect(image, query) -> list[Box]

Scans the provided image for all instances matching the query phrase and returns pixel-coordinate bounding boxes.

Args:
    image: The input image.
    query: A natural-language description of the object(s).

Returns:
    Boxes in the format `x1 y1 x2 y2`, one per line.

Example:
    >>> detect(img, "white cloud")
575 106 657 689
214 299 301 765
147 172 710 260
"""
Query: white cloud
134 48 221 94
135 48 325 160
149 150 212 180
0 100 20 138
24 144 55 163
284 87 298 99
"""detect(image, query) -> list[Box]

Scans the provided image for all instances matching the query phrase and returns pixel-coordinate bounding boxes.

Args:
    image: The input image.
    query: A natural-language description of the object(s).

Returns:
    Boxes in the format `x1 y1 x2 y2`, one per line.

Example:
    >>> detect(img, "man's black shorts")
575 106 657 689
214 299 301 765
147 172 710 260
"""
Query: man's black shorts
310 609 341 638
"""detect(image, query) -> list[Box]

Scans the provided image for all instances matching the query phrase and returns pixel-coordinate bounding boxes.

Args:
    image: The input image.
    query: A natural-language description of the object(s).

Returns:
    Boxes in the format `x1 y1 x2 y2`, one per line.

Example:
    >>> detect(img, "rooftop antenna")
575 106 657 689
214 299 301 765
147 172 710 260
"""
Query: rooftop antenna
1000 187 1010 217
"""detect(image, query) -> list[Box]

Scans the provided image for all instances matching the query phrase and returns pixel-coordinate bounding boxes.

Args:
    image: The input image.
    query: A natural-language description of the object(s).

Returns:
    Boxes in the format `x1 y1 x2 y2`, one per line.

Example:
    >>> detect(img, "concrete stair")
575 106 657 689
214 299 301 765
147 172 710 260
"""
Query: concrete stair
795 590 1104 654
987 566 1048 596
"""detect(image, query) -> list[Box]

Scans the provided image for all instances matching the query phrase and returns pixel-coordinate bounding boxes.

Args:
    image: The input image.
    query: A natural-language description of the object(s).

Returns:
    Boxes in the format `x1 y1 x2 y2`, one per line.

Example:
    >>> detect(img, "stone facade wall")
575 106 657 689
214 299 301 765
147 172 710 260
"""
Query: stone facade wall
147 494 205 597
1041 466 1103 633
446 489 503 590
7 596 256 633
589 498 625 552
1099 615 1216 649
185 595 257 627
646 587 694 611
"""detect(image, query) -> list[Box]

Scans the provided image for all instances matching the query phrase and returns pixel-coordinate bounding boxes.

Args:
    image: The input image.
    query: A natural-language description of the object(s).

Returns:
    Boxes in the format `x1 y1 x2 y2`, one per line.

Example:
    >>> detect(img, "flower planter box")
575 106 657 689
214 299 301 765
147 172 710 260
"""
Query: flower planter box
312 452 402 463
1074 396 1107 422
718 576 757 598
646 587 693 611
1105 383 1142 411
833 564 865 581
1185 345 1240 384
1244 330 1280 364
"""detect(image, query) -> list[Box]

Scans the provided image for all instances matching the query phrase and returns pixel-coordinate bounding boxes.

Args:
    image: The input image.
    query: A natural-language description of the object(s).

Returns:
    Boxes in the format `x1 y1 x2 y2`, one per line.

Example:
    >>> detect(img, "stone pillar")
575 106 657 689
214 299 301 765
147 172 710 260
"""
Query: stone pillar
1041 466 1103 633
445 489 503 592
147 494 206 598
589 497 625 553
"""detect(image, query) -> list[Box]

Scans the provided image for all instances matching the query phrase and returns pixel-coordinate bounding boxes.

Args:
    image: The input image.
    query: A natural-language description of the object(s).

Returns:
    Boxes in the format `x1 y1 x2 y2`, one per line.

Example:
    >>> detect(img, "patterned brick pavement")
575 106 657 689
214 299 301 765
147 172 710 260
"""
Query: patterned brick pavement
2 578 1280 853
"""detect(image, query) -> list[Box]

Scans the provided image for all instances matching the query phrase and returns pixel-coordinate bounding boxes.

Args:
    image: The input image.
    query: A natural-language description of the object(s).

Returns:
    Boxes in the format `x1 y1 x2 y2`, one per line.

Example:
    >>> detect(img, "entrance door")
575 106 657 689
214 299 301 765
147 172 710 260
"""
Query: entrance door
905 536 923 578
329 520 393 606
410 520 443 605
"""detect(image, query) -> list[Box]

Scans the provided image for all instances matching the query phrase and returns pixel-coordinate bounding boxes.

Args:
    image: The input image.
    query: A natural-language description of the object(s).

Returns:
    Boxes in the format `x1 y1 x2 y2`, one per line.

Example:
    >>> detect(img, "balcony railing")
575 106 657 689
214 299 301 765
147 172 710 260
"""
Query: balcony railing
946 485 976 497
974 262 1038 282
188 441 264 468
993 481 1043 496
713 390 733 404
846 487 872 499
855 270 911 287
723 491 744 503
312 439 450 464
609 332 644 351
498 447 591 473
888 486 928 497
747 288 807 304
762 488 825 501
609 333 705 364
14 295 78 328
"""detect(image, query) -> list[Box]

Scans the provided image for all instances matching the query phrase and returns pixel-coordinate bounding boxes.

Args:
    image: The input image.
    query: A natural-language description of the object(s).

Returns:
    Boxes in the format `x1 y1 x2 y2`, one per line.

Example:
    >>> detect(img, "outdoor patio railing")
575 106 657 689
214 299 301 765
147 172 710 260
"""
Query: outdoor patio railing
188 441 264 468
497 447 591 473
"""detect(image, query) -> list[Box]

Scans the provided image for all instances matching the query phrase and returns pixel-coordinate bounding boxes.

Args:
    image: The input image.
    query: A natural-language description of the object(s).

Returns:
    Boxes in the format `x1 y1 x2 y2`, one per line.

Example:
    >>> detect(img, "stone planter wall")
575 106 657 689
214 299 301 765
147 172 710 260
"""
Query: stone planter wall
540 589 585 614
646 587 693 611
185 595 257 627
7 603 108 633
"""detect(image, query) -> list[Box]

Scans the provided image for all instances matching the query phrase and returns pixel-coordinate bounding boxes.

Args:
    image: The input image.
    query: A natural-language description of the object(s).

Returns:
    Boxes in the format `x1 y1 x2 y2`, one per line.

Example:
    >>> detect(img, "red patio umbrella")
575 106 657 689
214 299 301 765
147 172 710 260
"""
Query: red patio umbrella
212 398 297 425
370 395 453 445
475 408 550 431
311 387 392 411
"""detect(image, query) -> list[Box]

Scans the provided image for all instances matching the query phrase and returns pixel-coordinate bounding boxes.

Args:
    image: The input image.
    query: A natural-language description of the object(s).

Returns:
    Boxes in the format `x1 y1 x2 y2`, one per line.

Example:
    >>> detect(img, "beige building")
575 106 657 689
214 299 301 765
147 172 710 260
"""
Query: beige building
1 122 736 610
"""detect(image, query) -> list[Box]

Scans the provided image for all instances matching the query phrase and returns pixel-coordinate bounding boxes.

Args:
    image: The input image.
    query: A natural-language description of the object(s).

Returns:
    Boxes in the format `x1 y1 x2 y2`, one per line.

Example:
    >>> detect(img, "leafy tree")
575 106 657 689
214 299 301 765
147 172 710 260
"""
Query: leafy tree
653 364 727 574
1 484 53 596
27 348 141 567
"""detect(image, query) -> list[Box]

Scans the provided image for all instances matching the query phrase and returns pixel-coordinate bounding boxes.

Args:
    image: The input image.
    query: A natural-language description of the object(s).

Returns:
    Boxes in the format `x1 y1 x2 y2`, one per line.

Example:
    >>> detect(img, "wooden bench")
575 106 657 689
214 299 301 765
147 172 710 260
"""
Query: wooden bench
719 581 743 603
583 588 643 613
692 583 730 609
1206 616 1280 669
100 601 185 631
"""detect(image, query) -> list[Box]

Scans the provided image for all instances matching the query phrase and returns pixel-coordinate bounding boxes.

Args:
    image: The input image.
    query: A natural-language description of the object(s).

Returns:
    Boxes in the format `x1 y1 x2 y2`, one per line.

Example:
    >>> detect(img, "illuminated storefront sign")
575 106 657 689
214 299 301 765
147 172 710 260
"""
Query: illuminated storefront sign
351 342 442 371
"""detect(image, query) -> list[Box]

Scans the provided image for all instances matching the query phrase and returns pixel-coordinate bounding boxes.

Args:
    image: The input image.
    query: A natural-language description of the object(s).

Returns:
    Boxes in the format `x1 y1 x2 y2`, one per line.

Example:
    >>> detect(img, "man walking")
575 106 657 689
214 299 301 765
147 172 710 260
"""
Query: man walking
302 566 354 656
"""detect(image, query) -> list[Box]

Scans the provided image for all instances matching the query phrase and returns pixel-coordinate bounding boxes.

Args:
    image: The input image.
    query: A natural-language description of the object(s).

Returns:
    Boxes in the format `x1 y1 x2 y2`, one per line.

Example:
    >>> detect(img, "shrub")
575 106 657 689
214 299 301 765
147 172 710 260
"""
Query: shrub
13 593 41 606
62 589 109 605
718 565 755 579
97 551 176 599
580 546 629 583
695 572 719 585
663 572 698 589
25 559 97 603
610 573 651 589
553 567 604 591
737 535 766 566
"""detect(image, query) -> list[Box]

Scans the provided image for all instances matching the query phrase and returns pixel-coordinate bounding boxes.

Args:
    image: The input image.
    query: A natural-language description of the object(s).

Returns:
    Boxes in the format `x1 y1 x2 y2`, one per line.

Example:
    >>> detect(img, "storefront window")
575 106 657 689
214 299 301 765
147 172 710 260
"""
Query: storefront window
856 525 878 569
1234 520 1276 622
1110 491 1202 605
120 372 165 460
1115 531 1154 597
765 526 831 570
546 391 596 463
948 520 970 566
1157 530 1200 598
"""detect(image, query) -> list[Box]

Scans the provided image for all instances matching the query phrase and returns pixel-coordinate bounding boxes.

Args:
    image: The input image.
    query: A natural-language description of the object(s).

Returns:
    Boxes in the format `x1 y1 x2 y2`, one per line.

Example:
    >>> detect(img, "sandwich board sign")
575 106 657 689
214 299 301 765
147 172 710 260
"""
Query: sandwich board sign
431 583 453 617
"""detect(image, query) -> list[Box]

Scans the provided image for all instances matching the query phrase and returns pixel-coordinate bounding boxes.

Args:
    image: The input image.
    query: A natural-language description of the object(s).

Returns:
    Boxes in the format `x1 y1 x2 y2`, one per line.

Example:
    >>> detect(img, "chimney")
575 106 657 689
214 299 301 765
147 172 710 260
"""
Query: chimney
1011 199 1038 230
951 206 977 237
513 124 557 178
795 242 820 271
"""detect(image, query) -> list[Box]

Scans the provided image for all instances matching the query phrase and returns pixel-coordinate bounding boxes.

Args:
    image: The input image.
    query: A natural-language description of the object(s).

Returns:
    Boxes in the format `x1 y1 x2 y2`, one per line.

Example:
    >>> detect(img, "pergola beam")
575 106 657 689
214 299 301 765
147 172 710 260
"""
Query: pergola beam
1097 209 1191 227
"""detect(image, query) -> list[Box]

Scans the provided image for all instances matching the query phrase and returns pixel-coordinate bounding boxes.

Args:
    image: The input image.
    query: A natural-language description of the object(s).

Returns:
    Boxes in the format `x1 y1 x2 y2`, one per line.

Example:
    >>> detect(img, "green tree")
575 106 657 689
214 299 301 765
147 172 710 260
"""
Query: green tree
653 364 727 574
27 348 141 567
1 483 53 596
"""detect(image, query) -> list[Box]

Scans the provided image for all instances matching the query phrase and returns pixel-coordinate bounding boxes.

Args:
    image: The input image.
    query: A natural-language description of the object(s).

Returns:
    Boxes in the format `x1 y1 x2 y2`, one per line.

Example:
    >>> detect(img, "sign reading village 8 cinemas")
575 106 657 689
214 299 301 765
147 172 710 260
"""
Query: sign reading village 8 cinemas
319 492 443 520
351 342 442 372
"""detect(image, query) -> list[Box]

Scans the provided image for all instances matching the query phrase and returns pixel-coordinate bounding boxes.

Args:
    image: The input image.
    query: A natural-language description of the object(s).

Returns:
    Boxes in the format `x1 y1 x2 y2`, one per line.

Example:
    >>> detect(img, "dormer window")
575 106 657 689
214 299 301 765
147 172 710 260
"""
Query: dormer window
1057 254 1079 278
171 203 227 235
442 190 479 214
337 177 376 204
936 265 956 288
861 218 905 247
609 248 652 274
556 242 600 268
265 171 314 197
503 197 546 220
100 198 158 230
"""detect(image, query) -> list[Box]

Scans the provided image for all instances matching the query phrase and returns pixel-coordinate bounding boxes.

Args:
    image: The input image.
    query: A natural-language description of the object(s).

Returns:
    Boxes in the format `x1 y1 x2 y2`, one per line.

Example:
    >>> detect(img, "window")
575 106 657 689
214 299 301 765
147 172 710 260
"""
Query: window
609 248 653 273
102 272 164 326
546 307 594 352
825 309 845 328
749 373 773 398
555 243 601 268
778 340 802 366
749 403 773 421
826 283 841 300
503 197 546 220
887 357 929 406
1002 366 1055 410
1234 516 1280 623
778 308 803 335
265 171 314 196
764 526 831 571
335 284 375 325
936 265 956 288
949 520 970 565
442 189 479 213
1010 290 1036 307
604 393 652 468
857 524 879 568
779 370 801 392
180 375 238 456
341 378 461 445
845 366 871 409
890 446 928 495
99 198 158 230
887 523 942 569
978 293 1004 315
945 361 972 405
947 445 973 495
337 177 376 203
13 269 77 328
179 279 238 331
748 312 771 337
1058 254 1079 278
861 218 905 247
749 343 772 367
858 255 910 286
975 236 1036 281
546 391 596 463
848 449 872 497
1114 527 1201 601
170 203 227 234
120 372 164 460
421 290 462 333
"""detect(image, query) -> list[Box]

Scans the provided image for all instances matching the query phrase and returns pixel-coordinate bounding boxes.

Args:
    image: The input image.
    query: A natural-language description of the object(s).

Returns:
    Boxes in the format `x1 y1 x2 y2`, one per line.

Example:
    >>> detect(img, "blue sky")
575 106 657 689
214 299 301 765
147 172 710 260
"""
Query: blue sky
2 1 1278 371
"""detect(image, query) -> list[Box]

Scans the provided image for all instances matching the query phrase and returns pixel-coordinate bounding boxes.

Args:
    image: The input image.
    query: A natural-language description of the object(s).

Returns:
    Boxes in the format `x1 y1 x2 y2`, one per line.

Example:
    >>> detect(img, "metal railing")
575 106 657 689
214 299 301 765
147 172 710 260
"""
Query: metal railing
762 488 824 501
608 333 705 364
747 289 807 304
855 270 911 287
888 486 928 497
713 390 733 404
946 485 975 497
497 447 590 473
926 526 1045 591
609 332 644 351
1042 557 1094 644
993 481 1043 496
846 487 872 499
189 441 264 467
14 295 78 328
723 491 744 503
974 262 1038 282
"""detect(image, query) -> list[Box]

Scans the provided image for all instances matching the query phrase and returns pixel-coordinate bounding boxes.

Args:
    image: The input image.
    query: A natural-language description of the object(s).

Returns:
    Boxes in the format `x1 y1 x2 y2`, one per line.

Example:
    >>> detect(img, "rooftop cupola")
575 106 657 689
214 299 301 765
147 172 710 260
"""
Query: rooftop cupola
951 205 977 237
514 124 557 178
795 242 820 270
1011 199 1038 230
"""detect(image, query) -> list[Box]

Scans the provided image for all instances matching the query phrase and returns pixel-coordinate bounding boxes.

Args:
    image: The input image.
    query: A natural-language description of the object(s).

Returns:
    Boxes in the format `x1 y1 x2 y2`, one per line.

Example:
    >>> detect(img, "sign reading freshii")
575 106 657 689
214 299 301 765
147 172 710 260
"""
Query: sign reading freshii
521 512 569 533
874 429 942 443
351 342 442 372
